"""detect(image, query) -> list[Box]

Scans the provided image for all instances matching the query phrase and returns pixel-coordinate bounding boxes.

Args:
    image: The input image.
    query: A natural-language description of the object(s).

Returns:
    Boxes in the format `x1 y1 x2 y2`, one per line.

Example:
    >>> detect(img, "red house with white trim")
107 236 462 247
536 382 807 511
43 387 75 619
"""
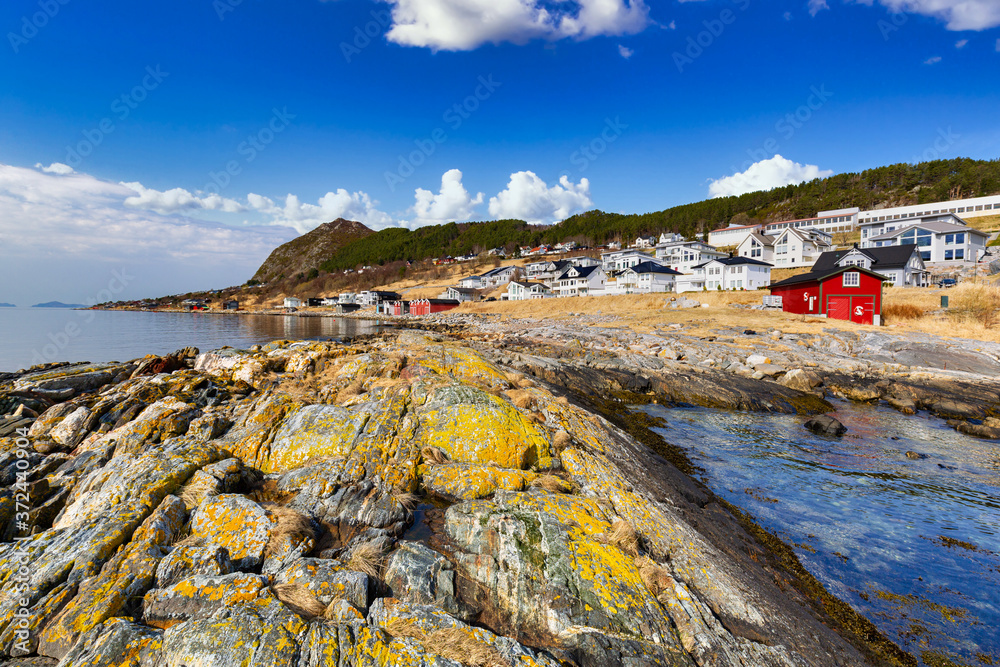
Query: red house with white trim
768 266 887 325
409 299 460 316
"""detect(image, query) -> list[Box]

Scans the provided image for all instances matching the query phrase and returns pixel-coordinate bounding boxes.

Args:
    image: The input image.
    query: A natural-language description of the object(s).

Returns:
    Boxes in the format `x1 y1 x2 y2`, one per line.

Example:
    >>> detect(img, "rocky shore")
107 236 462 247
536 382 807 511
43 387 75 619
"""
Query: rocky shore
1 323 993 666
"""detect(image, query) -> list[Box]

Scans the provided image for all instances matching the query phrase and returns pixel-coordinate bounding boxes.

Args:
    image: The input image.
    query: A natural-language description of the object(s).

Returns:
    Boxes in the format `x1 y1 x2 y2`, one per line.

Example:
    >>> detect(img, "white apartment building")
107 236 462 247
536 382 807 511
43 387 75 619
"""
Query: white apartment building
866 218 989 263
762 208 859 236
654 240 727 274
707 223 762 248
600 249 659 273
858 194 1000 227
504 281 552 301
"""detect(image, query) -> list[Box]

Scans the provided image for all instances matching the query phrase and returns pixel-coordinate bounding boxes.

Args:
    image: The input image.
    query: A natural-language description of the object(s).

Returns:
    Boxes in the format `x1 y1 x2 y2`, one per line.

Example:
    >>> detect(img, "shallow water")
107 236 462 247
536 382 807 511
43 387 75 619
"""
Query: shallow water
640 401 1000 666
0 308 387 372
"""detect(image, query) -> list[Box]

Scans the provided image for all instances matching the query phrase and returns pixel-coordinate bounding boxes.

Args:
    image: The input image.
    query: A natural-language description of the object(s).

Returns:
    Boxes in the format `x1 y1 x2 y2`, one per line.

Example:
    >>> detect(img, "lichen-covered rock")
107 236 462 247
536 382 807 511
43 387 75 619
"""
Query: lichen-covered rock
155 545 235 588
384 542 461 617
143 572 268 629
46 407 91 448
274 558 371 610
56 617 161 667
422 463 536 500
188 494 270 570
268 404 369 472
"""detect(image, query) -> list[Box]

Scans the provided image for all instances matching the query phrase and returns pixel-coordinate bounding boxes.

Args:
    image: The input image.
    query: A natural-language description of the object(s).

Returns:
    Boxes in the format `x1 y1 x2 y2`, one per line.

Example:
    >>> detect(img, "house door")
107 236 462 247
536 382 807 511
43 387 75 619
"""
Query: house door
827 296 851 322
850 297 874 325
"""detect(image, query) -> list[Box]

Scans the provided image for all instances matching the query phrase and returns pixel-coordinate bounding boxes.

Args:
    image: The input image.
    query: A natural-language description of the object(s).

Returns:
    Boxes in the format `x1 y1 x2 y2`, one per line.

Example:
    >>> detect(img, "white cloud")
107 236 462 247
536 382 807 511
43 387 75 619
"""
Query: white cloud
708 155 833 198
924 55 942 64
488 171 592 223
808 0 830 16
667 20 676 29
0 162 295 304
383 0 650 51
851 0 1000 30
246 190 394 234
412 169 484 226
955 38 968 47
121 182 245 215
618 44 634 58
35 162 76 175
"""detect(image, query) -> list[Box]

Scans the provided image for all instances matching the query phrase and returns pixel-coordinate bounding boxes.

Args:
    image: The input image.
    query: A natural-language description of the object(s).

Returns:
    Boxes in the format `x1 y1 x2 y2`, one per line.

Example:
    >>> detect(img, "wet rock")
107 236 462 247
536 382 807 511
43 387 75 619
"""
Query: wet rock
778 369 822 392
955 421 1000 440
886 395 917 415
804 414 848 436
905 451 925 460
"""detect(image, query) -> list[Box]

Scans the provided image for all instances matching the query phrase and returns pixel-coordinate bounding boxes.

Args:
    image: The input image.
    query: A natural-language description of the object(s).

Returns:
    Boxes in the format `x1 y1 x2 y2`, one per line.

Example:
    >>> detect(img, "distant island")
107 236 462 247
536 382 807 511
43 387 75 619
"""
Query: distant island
32 301 87 308
0 303 15 308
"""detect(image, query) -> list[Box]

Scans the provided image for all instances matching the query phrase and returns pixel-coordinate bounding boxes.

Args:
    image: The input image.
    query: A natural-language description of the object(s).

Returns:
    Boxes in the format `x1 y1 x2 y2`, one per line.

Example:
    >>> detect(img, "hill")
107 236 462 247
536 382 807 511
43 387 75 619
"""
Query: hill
315 157 999 272
251 218 373 284
0 303 15 308
32 302 86 308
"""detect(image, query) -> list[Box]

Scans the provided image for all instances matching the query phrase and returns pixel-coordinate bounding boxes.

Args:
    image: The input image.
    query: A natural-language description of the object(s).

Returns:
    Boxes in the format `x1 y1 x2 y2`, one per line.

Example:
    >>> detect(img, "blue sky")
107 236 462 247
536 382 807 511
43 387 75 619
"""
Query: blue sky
1 0 999 303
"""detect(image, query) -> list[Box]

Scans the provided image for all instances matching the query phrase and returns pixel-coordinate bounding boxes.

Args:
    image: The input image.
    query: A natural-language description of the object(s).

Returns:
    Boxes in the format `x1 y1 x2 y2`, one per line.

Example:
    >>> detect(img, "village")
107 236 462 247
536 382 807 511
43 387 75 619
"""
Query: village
250 194 1000 327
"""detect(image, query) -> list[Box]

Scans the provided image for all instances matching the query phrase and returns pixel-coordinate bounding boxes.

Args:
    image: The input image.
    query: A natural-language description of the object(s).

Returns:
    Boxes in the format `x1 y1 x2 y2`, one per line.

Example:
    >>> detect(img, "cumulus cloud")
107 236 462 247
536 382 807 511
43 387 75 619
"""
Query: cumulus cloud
35 162 76 175
412 169 484 226
618 44 634 58
121 182 245 215
850 0 1000 30
383 0 650 51
246 190 394 234
808 0 830 16
488 171 592 223
708 155 833 198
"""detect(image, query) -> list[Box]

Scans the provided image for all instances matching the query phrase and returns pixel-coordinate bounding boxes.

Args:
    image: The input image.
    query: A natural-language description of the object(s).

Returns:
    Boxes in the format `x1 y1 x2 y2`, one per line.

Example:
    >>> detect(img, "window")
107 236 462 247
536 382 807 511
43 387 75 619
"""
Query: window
945 250 954 260
843 272 860 287
956 233 965 243
920 250 931 262
956 249 965 260
946 234 954 244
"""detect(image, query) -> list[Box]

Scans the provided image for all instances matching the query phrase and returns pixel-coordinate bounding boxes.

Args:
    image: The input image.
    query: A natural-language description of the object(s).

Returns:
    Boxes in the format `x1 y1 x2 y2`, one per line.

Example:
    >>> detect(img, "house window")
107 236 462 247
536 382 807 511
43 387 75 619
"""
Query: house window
956 249 965 260
843 272 860 287
945 250 954 260
956 233 965 243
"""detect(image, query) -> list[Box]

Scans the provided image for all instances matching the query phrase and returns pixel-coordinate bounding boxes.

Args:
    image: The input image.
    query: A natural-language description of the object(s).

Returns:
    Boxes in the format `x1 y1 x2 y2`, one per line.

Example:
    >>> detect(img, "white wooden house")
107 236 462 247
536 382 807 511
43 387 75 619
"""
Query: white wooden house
504 281 552 301
552 265 608 298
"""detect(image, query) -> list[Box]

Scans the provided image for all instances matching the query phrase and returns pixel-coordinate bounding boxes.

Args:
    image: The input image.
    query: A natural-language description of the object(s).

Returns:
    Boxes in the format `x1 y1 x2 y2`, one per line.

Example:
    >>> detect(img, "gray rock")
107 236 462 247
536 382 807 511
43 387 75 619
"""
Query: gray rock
804 414 848 436
384 542 460 616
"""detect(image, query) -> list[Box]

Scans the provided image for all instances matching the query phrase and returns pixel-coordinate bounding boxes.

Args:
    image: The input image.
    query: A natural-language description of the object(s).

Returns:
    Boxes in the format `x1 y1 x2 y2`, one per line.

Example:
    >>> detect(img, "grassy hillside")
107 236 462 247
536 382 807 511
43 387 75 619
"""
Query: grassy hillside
316 157 999 272
252 218 372 284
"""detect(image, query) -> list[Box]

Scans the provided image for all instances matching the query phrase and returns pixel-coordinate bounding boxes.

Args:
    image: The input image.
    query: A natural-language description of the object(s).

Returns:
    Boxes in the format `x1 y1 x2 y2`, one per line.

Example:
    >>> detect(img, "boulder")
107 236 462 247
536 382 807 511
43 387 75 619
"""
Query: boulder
804 415 848 436
143 572 268 629
384 542 460 616
155 545 235 588
274 558 371 611
188 494 271 570
778 369 823 392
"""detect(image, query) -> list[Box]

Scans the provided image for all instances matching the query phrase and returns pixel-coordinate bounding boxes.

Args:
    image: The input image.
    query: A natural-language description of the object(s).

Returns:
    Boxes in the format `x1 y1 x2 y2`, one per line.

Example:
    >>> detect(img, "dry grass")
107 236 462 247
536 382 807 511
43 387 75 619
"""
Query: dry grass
600 519 641 557
177 475 217 510
551 430 572 451
336 379 367 403
263 504 314 557
383 619 509 667
947 283 1000 328
347 541 384 578
965 213 1000 234
504 389 536 410
393 492 421 511
273 583 327 619
635 556 675 598
530 474 575 494
421 446 449 465
881 302 926 322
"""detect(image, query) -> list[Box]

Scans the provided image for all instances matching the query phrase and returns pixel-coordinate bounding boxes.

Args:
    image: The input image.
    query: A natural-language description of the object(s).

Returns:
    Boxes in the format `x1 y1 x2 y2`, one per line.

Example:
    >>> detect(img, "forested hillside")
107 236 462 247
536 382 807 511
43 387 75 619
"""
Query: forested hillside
314 157 999 272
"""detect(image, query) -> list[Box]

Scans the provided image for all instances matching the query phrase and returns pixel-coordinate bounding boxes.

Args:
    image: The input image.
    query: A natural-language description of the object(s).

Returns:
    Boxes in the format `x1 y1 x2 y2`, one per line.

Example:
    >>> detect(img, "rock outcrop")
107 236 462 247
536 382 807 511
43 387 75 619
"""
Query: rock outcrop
0 333 911 666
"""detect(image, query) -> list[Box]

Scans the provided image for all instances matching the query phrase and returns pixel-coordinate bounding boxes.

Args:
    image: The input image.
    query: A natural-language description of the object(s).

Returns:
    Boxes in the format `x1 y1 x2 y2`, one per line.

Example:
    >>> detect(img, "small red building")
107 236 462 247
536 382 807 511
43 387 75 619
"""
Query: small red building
409 299 460 316
391 300 410 316
768 266 887 325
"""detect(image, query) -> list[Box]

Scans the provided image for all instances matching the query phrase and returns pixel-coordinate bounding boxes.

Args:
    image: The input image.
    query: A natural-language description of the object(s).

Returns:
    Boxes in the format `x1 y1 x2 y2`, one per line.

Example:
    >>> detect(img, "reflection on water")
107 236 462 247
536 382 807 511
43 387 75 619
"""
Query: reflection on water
640 401 1000 666
0 308 387 371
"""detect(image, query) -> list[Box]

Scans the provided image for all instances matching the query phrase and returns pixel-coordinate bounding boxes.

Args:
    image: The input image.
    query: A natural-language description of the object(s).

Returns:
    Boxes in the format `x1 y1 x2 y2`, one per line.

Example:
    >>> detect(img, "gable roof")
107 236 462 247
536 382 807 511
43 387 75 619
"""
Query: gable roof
481 266 516 277
769 265 888 290
626 261 682 276
694 256 773 269
813 244 919 272
709 223 762 233
740 232 774 247
869 220 988 241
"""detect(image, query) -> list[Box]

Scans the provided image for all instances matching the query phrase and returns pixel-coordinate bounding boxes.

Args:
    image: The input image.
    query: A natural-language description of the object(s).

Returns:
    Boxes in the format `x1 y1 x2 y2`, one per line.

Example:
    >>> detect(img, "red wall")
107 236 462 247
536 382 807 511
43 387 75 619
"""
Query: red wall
771 281 821 315
772 271 883 323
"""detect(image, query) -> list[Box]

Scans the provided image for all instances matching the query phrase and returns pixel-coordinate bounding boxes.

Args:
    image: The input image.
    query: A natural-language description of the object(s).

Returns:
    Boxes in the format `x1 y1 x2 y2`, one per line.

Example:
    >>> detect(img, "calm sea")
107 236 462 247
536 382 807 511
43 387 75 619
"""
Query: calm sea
0 308 386 372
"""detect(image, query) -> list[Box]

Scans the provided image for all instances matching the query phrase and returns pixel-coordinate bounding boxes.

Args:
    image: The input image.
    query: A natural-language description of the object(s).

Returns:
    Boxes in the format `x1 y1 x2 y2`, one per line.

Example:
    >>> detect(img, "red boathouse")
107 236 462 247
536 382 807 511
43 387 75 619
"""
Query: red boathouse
409 299 460 316
768 266 887 325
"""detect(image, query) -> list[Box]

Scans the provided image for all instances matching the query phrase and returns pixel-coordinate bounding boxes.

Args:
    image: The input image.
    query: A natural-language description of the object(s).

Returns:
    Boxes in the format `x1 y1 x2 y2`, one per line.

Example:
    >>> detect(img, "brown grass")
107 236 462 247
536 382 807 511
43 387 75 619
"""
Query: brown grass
504 389 535 410
947 283 1000 328
600 519 640 557
393 492 421 511
881 302 926 322
421 446 449 465
337 379 367 402
551 430 572 451
273 583 326 618
263 504 314 557
177 475 217 510
383 619 508 667
530 474 575 494
635 556 675 598
347 541 384 578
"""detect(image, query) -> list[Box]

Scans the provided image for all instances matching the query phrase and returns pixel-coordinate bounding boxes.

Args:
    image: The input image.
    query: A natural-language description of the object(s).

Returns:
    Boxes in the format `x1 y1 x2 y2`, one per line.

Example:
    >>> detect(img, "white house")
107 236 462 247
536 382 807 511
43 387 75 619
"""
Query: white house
707 223 763 248
615 262 682 294
812 244 929 287
504 281 552 301
762 208 859 236
442 286 479 302
567 255 601 268
679 257 772 293
480 265 519 287
863 215 989 263
858 194 1000 227
283 297 302 308
600 249 658 273
655 240 727 274
552 265 609 298
338 293 357 304
658 232 684 244
739 228 833 268
458 275 486 289
632 236 656 249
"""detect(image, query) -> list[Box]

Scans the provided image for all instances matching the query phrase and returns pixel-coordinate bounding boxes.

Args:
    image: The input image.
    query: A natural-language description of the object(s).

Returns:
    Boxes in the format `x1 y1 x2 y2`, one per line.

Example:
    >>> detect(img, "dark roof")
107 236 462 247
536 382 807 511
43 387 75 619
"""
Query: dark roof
449 287 479 295
769 265 889 290
812 244 919 272
481 266 515 277
693 256 773 269
627 261 682 275
426 299 460 305
563 265 601 278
